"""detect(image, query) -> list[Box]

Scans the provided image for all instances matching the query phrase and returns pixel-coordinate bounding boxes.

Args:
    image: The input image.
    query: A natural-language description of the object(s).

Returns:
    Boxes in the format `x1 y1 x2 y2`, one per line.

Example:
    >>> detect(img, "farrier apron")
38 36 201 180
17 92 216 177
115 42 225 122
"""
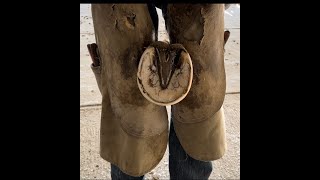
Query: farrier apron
90 4 226 177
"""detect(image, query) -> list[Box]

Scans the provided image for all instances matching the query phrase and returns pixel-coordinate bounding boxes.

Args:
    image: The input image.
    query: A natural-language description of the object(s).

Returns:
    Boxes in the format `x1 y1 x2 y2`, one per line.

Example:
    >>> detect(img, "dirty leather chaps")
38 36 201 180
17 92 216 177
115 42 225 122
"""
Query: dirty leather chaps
90 3 227 178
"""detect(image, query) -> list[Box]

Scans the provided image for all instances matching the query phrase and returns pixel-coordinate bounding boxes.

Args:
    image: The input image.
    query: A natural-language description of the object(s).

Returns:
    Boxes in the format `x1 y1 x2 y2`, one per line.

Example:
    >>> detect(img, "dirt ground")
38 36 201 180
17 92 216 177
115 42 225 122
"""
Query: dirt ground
80 4 240 180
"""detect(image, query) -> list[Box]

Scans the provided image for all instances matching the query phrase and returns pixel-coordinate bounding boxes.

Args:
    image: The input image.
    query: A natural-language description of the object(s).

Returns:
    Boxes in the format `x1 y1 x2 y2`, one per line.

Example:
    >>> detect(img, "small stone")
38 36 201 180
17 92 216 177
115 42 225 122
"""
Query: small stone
152 174 160 180
96 165 99 168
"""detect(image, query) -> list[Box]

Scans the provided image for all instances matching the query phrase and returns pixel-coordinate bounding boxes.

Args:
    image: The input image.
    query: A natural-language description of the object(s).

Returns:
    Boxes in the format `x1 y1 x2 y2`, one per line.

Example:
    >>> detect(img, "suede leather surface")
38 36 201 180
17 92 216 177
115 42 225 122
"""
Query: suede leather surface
90 4 226 177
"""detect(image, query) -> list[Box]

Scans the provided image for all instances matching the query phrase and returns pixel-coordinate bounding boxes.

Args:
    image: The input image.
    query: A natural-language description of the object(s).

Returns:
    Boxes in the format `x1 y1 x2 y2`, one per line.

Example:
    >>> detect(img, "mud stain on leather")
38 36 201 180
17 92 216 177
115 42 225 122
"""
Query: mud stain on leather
118 48 138 80
127 87 146 106
145 132 167 158
116 48 147 106
182 90 213 109
191 59 203 85
114 20 119 31
115 81 147 107
180 90 202 109
125 13 136 29
183 8 204 44
179 60 208 109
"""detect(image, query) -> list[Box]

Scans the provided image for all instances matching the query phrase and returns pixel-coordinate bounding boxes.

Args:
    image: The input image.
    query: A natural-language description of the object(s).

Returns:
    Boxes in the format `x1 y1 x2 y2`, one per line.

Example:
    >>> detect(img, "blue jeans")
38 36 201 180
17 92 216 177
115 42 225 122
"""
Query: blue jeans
111 118 213 180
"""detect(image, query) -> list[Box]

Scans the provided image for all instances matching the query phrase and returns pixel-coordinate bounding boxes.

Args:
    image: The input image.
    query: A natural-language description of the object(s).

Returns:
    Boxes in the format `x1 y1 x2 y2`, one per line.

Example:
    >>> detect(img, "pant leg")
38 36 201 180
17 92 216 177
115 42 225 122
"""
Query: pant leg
169 118 213 180
111 164 145 180
165 4 227 161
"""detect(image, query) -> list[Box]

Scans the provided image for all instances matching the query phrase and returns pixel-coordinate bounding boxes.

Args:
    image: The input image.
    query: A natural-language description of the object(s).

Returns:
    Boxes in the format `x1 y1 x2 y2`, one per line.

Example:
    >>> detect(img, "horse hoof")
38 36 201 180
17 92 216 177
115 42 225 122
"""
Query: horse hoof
137 41 193 106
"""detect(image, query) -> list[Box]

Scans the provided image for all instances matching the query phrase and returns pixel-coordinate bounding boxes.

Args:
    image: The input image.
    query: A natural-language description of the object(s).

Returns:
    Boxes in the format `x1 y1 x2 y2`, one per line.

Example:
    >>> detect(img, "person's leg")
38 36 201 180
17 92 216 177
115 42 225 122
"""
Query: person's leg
169 118 213 180
91 4 168 178
165 4 226 179
111 164 144 180
165 3 227 161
